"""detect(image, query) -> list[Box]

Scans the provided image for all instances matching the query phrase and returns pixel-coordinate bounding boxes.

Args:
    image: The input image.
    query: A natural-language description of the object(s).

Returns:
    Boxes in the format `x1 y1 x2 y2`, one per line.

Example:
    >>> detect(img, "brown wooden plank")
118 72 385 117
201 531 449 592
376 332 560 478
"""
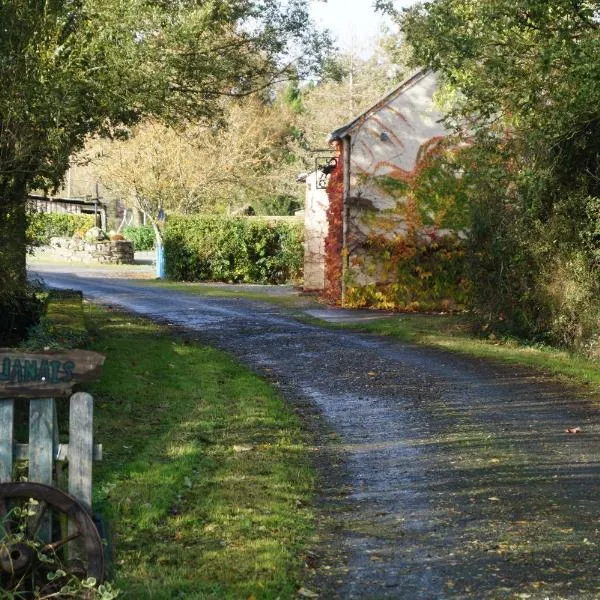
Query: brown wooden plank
0 399 14 482
0 349 105 399
68 392 94 509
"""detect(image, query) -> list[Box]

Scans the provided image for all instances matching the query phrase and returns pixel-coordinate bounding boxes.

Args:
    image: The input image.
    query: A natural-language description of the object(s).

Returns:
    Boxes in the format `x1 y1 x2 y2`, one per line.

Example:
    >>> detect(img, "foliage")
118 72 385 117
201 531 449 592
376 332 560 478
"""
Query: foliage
27 213 95 246
0 282 43 346
92 97 305 232
252 195 302 217
122 225 155 251
86 307 314 598
164 216 304 284
346 228 469 312
22 290 89 351
323 143 345 302
0 500 119 599
0 0 330 303
339 139 471 311
374 0 600 351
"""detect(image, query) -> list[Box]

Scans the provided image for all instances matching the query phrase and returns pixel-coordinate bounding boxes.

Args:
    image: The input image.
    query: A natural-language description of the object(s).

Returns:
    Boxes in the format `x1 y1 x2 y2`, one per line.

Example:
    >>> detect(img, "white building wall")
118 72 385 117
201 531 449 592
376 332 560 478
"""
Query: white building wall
303 171 329 291
349 71 448 210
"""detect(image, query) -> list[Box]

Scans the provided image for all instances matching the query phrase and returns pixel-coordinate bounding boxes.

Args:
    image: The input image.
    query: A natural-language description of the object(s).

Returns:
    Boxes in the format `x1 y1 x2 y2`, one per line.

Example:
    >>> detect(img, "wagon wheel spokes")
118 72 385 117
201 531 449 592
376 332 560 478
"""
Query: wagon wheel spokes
27 501 48 538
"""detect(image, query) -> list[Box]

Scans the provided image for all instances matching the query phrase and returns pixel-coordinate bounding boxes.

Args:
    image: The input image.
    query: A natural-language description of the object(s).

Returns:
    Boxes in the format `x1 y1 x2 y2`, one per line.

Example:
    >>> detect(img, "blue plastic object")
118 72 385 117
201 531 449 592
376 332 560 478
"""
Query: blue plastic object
155 244 166 279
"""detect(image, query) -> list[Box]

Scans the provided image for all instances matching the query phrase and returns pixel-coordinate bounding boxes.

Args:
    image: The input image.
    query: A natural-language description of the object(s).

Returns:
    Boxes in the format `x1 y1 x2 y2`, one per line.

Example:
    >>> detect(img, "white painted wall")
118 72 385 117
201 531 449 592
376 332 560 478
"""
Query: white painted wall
303 171 329 290
349 71 448 210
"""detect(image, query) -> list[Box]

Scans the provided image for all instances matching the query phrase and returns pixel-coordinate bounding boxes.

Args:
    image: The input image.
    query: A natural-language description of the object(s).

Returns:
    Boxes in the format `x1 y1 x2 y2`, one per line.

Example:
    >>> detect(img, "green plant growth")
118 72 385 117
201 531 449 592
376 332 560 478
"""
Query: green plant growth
82 306 314 598
164 216 304 284
122 225 155 251
22 290 89 350
0 283 43 346
0 499 119 599
27 213 95 246
331 311 600 389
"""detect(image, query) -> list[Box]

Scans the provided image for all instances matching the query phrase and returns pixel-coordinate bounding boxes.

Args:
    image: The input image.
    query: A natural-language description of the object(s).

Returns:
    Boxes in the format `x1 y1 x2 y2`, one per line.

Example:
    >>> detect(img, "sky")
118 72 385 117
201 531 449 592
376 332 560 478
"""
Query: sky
308 0 416 53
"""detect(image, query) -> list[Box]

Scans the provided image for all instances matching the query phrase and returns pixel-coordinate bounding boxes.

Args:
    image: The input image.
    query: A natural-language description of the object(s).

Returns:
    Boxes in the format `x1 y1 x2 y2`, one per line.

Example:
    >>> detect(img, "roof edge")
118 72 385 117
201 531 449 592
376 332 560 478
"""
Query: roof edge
327 68 431 143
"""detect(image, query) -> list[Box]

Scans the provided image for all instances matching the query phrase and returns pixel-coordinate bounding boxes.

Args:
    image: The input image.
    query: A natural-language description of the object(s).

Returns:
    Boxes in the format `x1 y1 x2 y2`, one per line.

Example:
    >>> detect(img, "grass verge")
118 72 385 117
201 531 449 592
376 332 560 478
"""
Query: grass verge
333 313 600 387
81 304 314 599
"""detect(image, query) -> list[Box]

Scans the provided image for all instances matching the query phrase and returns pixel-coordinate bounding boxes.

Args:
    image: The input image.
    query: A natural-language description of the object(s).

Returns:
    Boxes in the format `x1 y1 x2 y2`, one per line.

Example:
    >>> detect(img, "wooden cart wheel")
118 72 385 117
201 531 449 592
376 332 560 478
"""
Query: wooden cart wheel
0 482 104 596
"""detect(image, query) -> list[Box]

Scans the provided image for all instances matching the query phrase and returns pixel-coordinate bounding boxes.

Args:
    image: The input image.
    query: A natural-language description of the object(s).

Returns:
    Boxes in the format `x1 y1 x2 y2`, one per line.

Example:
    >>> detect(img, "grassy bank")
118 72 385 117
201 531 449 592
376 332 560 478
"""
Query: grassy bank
338 313 600 387
82 304 314 599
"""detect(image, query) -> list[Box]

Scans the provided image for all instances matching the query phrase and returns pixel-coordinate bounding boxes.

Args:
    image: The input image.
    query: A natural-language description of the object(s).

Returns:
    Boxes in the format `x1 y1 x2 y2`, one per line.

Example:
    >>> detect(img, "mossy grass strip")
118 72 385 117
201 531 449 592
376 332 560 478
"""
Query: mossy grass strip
83 305 314 599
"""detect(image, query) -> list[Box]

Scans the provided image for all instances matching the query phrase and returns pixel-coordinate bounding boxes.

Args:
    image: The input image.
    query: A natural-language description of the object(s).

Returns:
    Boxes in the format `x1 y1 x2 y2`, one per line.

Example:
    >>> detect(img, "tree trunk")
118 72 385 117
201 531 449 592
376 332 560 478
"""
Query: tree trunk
0 181 29 288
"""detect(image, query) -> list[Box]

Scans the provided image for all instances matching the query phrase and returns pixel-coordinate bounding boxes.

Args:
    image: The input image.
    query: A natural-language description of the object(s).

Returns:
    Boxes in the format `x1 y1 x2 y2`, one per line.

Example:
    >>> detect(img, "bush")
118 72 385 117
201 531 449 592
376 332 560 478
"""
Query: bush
27 212 95 246
122 224 155 251
163 216 303 284
0 282 44 345
461 140 600 353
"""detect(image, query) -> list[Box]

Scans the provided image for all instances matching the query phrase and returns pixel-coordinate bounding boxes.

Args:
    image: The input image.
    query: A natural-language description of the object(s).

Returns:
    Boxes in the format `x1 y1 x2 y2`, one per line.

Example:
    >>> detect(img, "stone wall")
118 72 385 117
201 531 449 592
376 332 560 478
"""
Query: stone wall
48 237 134 264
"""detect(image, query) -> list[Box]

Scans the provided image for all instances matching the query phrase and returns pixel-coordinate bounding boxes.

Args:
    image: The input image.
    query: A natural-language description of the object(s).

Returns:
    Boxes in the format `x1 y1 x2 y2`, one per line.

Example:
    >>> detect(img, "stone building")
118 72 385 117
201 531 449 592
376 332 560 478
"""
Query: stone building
300 170 329 291
303 70 463 306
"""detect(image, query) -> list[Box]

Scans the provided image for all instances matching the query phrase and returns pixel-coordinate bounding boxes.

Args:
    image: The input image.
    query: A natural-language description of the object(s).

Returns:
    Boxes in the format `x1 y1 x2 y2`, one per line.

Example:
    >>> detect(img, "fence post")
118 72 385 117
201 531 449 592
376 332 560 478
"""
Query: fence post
0 399 14 483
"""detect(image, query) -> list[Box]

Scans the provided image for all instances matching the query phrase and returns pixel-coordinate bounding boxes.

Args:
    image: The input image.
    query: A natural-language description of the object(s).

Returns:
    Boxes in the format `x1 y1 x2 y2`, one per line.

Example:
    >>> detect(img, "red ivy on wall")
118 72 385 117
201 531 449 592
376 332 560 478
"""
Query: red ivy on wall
323 141 344 303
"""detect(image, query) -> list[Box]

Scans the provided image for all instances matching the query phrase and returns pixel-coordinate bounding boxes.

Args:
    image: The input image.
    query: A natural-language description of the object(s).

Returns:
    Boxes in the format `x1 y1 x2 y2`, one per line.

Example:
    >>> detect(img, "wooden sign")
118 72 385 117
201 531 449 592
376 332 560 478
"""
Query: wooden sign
0 349 105 399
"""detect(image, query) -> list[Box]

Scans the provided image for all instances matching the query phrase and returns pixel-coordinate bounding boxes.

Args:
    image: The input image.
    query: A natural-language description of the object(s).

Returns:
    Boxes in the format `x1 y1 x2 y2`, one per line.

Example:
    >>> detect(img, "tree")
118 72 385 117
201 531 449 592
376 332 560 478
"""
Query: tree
291 41 410 167
377 0 600 348
91 97 302 240
0 0 330 289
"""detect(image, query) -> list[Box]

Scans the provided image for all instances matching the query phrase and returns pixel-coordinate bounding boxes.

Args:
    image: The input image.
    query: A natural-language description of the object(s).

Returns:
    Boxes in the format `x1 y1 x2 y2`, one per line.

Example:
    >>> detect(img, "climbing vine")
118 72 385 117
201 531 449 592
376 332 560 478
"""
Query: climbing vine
343 139 471 311
323 141 344 302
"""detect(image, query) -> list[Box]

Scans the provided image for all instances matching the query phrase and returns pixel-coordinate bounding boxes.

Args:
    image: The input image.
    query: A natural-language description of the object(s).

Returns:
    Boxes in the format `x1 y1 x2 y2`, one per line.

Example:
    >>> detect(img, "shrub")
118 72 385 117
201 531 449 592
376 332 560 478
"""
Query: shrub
163 216 303 284
122 224 156 251
0 282 44 345
345 230 469 312
27 212 95 246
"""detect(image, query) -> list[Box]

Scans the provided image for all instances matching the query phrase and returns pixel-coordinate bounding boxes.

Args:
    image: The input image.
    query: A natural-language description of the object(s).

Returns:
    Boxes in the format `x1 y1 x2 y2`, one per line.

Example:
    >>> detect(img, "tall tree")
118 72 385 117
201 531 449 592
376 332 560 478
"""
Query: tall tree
91 97 301 238
0 0 330 287
377 0 600 346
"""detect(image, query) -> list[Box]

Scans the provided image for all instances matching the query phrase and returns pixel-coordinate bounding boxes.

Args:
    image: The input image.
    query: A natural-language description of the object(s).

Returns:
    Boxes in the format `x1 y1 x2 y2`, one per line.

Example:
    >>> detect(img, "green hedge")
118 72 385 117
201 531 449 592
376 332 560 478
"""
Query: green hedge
123 225 156 251
27 212 95 246
164 216 303 284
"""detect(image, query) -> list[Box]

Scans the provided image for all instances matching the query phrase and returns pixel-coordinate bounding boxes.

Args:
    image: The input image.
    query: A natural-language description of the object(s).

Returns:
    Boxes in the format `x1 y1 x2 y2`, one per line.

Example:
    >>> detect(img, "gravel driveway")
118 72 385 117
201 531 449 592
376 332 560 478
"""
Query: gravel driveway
32 267 600 600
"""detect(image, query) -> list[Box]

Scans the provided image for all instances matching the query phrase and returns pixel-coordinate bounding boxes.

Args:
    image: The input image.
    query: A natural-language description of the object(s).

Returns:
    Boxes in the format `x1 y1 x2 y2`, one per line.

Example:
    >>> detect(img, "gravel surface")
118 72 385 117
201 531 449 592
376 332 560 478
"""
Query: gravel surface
32 267 600 600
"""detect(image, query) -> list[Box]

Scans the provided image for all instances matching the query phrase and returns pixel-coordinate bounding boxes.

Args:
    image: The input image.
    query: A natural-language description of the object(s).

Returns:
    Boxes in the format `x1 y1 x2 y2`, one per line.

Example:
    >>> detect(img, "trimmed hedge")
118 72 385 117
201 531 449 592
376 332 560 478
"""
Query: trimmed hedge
123 224 155 251
28 212 95 246
164 216 303 284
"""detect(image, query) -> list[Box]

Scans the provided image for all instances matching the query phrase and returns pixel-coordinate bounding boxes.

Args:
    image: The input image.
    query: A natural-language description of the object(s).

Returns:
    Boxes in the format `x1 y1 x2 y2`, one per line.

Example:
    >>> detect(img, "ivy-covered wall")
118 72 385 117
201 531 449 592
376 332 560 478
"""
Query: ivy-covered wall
323 141 344 302
325 71 470 311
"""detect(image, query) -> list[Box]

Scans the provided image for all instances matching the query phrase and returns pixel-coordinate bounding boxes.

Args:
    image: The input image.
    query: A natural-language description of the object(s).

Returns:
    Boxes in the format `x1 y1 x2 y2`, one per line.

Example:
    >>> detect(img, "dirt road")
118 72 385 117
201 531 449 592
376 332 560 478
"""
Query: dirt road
32 266 600 599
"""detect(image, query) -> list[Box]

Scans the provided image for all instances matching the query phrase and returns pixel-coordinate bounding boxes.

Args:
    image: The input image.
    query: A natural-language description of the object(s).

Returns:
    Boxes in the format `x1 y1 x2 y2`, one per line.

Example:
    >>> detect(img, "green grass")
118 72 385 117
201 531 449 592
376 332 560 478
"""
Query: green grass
336 313 600 387
81 305 314 599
